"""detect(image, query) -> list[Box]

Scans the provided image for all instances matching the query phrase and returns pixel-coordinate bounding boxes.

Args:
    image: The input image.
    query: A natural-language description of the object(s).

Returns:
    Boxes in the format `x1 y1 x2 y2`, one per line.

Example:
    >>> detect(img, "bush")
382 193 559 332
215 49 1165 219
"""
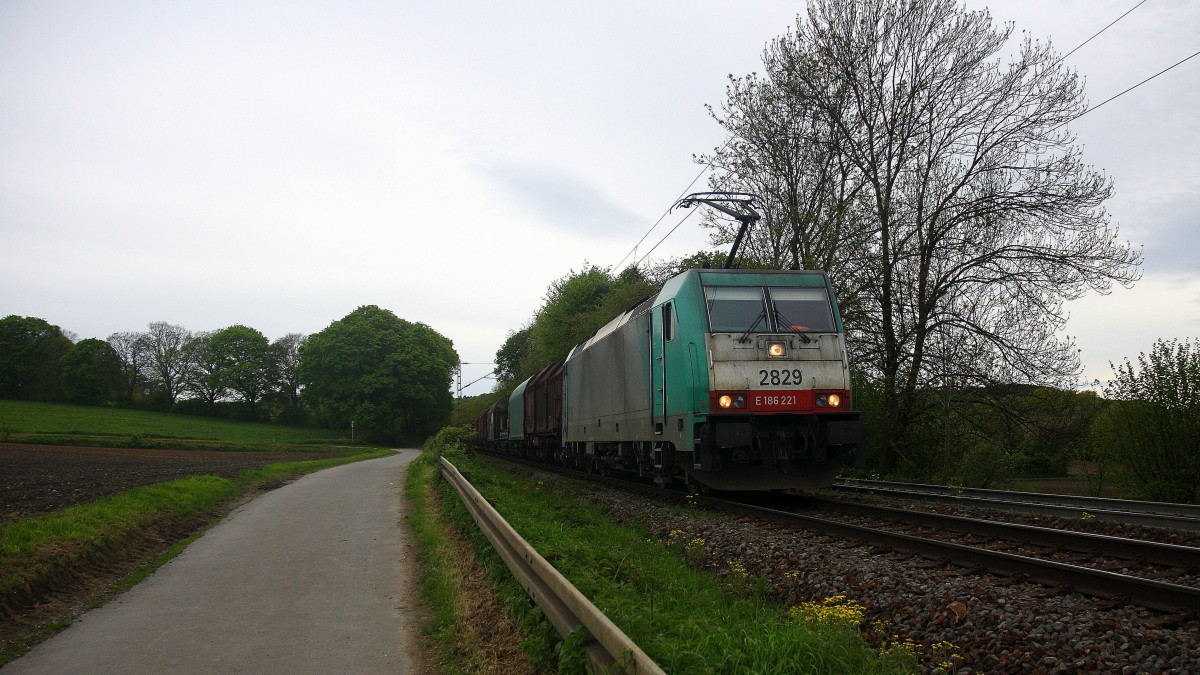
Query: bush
425 425 475 457
1100 339 1200 503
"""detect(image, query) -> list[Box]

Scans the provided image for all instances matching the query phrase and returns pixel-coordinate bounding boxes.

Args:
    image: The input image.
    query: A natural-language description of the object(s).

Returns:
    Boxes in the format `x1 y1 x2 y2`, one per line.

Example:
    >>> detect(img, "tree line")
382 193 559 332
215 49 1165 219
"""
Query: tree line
0 306 459 443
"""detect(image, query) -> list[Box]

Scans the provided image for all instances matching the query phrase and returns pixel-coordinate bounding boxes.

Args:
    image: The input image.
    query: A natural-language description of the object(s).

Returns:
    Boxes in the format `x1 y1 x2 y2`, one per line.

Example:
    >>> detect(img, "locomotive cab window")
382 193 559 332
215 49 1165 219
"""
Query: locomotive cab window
663 302 675 341
768 287 836 333
704 286 768 332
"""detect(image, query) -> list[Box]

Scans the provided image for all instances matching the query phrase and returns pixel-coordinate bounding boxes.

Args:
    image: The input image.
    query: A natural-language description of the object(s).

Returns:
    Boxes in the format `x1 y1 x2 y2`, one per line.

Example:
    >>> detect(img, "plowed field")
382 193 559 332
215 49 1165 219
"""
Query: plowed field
1 443 338 520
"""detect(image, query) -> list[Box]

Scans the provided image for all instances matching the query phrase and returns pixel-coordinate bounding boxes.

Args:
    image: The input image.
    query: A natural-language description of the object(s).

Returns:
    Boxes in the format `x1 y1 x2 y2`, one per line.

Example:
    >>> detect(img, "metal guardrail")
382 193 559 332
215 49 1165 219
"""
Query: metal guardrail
438 456 665 675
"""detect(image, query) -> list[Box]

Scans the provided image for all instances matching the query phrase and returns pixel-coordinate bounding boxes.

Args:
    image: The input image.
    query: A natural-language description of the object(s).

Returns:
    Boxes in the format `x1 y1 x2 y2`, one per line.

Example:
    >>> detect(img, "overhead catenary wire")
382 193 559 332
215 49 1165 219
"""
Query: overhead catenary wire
609 161 714 272
625 170 739 272
1059 0 1148 61
1075 47 1200 120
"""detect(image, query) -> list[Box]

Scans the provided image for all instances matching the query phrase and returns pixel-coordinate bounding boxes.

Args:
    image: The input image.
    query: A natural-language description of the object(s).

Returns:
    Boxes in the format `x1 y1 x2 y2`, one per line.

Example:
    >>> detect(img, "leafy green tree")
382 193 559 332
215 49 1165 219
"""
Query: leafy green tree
1100 339 1200 503
299 306 458 442
210 325 272 406
494 326 533 386
526 264 619 371
498 265 658 388
61 338 122 405
0 315 73 401
184 332 227 405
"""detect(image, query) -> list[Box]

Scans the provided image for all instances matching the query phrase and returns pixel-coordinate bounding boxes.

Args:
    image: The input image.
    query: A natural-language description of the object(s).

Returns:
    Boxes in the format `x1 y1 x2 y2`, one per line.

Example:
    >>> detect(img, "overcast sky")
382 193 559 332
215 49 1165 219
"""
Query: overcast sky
2 0 1197 397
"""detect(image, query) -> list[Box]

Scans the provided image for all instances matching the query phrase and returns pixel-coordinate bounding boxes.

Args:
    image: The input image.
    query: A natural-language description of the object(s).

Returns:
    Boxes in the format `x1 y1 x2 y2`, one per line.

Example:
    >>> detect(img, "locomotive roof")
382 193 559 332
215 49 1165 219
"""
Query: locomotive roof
566 268 833 360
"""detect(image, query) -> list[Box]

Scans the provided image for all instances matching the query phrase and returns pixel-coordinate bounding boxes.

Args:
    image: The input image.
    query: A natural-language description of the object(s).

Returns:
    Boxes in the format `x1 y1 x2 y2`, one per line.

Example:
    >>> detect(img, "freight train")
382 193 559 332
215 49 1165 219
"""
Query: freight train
473 267 865 491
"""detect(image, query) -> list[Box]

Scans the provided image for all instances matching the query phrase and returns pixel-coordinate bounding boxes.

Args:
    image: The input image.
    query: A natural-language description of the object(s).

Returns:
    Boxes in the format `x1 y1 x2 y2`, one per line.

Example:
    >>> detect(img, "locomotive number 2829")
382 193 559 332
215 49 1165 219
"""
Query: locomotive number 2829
758 368 803 386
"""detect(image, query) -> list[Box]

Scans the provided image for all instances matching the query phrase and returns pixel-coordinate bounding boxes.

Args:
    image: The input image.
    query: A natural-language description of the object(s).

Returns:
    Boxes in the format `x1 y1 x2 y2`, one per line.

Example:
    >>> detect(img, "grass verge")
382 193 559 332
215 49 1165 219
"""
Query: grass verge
406 438 541 674
412 428 916 674
0 448 392 666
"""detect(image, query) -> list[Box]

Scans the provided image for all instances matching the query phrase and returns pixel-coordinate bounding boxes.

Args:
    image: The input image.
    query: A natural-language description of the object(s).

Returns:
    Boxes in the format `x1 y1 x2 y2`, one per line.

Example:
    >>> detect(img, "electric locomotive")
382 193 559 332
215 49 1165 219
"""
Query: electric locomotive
477 267 864 491
563 267 862 490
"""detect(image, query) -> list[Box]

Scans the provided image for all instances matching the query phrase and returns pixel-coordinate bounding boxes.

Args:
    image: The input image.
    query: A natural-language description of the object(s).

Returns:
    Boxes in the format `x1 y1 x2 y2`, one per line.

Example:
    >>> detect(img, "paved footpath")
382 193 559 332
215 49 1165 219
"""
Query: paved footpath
3 449 423 675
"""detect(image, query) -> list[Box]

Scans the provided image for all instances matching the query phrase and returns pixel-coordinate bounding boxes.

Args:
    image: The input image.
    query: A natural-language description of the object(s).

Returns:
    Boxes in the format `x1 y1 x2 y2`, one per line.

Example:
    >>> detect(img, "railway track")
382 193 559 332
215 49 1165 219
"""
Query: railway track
713 494 1200 614
480 453 1200 613
830 478 1200 532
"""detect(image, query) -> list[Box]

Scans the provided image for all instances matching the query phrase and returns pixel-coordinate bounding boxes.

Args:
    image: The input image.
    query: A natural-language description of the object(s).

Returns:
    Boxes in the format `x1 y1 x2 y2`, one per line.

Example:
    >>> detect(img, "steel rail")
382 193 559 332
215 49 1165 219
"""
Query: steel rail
831 479 1200 532
438 456 665 675
808 497 1200 568
703 496 1200 614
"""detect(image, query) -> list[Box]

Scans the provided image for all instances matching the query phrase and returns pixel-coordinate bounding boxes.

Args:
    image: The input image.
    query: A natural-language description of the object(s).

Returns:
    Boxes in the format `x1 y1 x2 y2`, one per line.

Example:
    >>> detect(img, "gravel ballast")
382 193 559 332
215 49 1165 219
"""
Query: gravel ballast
538 470 1200 674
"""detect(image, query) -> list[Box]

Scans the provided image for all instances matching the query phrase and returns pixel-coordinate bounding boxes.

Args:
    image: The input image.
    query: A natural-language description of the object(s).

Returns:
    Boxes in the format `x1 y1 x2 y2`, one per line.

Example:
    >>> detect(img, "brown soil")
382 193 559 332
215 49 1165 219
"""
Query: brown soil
0 443 338 521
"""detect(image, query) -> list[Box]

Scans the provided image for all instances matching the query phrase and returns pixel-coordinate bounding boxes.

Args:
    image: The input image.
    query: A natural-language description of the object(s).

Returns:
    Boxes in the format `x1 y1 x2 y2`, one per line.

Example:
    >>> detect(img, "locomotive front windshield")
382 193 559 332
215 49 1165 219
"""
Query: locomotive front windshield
705 287 768 332
769 287 836 332
704 285 836 333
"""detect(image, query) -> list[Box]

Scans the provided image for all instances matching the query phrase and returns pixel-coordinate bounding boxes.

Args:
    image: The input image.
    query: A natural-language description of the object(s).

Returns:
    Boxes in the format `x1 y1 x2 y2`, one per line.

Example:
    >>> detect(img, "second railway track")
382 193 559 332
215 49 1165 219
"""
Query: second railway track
708 494 1200 614
830 478 1200 532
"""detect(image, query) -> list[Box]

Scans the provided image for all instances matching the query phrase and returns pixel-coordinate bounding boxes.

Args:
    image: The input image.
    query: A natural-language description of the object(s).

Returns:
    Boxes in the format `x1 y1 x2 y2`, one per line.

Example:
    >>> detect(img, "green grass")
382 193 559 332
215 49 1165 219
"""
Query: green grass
405 455 457 636
419 432 915 674
0 400 349 449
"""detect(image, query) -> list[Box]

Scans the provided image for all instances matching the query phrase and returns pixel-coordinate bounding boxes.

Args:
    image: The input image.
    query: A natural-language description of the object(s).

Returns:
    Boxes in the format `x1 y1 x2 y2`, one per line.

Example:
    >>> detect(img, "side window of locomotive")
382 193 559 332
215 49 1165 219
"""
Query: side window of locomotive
663 303 675 341
703 286 767 332
769 287 836 332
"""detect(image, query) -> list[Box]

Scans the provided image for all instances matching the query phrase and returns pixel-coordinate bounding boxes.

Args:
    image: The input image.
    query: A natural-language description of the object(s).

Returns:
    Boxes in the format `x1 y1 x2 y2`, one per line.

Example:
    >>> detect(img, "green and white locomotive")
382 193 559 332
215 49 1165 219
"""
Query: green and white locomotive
561 267 863 490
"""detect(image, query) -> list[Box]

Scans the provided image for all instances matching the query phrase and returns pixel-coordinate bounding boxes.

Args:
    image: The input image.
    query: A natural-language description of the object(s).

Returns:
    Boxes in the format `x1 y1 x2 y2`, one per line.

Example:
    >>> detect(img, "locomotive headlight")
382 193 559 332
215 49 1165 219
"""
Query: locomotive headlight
717 394 747 409
816 393 844 408
768 342 786 357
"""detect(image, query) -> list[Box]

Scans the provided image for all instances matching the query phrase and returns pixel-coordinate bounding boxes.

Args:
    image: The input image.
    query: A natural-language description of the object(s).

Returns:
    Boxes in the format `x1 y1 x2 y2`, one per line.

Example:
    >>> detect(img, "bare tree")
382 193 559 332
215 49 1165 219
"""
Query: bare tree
708 0 1141 472
107 331 150 402
699 45 875 323
143 321 193 404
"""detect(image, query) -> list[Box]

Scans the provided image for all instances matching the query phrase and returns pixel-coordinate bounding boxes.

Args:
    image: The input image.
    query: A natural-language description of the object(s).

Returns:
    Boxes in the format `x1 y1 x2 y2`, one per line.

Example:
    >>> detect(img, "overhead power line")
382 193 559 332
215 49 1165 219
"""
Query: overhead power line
1078 48 1200 120
625 170 737 272
1060 0 1148 61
